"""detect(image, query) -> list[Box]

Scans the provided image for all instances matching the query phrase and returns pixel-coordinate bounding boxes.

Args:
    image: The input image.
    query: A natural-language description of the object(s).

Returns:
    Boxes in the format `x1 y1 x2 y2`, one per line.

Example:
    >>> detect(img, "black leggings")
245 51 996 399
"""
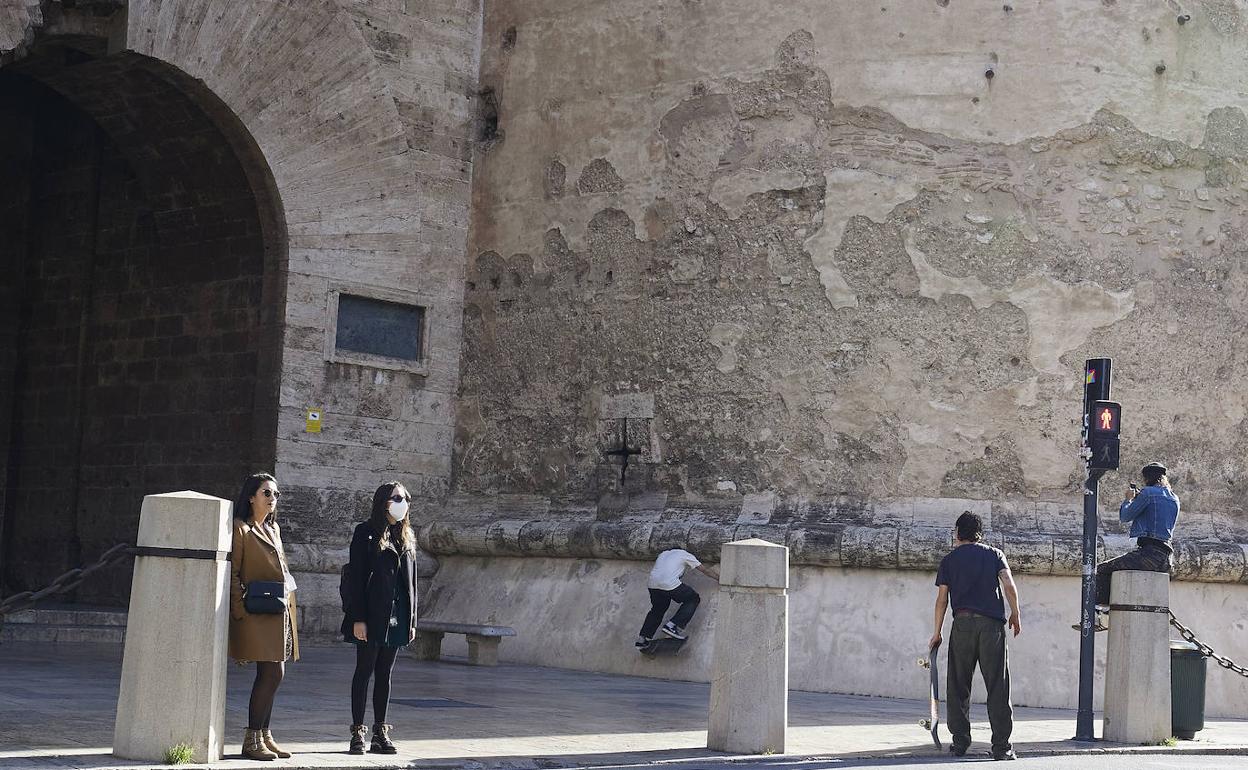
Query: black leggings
352 643 400 726
248 661 284 730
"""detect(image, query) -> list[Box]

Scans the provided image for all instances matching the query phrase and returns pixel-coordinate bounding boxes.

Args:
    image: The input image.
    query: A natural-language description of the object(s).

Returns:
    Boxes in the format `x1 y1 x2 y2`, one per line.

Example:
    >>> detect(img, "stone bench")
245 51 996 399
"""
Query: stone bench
413 621 516 666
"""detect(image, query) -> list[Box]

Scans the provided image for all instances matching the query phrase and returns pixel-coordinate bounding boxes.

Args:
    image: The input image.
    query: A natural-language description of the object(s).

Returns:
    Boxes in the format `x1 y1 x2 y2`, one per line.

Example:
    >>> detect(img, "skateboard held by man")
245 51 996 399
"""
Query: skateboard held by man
919 640 942 748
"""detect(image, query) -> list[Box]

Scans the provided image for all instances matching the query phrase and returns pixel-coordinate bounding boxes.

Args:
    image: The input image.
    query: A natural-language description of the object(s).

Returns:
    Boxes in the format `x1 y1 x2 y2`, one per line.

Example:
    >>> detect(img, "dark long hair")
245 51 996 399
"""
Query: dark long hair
368 481 414 554
234 473 277 523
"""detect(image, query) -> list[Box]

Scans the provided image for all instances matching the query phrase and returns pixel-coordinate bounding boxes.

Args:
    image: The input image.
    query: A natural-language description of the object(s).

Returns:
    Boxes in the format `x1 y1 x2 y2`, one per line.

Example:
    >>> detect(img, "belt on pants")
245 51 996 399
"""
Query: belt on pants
953 609 1001 620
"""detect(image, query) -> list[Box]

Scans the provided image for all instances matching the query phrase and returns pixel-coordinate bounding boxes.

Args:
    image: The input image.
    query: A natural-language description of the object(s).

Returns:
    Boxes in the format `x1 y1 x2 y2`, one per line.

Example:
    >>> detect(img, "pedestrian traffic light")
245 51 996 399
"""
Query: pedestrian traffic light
1083 358 1112 436
1088 399 1121 472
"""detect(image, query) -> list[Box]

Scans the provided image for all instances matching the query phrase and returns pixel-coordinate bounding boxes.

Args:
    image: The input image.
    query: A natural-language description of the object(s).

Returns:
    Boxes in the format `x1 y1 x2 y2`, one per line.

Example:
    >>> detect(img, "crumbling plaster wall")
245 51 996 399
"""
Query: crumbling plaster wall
457 1 1248 527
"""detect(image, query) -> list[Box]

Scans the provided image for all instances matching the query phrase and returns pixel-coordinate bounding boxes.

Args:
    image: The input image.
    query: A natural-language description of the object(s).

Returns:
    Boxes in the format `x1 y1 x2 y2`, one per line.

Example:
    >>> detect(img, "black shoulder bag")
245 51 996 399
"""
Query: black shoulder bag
244 580 287 614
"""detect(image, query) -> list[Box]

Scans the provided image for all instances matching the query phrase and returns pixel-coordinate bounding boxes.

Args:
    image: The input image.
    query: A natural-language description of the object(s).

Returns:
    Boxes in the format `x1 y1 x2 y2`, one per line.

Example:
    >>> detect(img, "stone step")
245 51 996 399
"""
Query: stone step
0 622 126 644
4 604 129 627
0 603 128 645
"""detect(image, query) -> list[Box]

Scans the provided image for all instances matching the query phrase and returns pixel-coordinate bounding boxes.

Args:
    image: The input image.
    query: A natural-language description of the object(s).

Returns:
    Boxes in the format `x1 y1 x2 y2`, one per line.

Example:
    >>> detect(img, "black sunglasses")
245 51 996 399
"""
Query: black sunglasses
389 494 409 503
262 489 281 499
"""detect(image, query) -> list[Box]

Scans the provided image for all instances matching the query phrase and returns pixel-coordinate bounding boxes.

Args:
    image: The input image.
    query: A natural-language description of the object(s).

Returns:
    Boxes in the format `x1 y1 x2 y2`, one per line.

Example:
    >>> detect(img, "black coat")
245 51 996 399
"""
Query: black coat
340 522 418 644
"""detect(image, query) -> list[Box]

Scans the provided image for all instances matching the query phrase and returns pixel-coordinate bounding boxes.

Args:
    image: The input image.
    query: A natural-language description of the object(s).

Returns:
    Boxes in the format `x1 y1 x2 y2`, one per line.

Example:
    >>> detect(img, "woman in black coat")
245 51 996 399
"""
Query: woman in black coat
341 481 418 755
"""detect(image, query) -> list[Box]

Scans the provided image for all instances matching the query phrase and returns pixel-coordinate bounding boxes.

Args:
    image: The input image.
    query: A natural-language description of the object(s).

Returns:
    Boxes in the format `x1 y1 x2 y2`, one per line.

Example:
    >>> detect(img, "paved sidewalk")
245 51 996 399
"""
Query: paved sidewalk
1 641 1246 769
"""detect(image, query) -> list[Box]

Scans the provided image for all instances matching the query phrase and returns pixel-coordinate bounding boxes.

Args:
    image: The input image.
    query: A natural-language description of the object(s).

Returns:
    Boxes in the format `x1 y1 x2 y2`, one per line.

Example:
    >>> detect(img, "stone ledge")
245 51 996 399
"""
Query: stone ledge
417 518 1248 584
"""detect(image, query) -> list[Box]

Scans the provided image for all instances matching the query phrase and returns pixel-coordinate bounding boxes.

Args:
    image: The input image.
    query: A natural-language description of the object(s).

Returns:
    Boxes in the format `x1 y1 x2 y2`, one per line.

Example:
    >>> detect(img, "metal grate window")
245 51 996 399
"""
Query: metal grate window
334 293 424 362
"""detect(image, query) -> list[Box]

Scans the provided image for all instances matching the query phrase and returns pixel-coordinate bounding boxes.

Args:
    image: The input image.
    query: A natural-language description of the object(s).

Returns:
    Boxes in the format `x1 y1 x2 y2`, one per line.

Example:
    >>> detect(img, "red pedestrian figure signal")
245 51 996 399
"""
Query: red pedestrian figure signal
1089 400 1121 439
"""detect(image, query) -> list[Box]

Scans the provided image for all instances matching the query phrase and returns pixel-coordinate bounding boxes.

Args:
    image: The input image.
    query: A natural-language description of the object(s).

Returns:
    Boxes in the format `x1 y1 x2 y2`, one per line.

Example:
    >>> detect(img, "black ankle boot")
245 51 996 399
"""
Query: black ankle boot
370 723 396 754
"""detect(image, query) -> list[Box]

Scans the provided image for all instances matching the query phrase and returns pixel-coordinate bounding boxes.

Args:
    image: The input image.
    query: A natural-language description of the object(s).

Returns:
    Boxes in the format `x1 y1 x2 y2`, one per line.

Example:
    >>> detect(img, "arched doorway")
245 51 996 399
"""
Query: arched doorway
0 39 285 605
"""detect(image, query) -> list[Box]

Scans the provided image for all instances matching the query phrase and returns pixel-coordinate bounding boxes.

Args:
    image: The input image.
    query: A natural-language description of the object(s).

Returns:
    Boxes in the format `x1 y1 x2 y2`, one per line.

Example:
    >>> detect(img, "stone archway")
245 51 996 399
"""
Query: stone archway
0 46 286 603
0 0 459 613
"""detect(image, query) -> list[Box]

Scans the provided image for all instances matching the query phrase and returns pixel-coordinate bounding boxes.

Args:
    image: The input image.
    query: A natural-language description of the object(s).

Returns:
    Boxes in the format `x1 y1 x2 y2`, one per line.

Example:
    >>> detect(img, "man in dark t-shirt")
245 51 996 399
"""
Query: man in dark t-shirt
930 512 1022 761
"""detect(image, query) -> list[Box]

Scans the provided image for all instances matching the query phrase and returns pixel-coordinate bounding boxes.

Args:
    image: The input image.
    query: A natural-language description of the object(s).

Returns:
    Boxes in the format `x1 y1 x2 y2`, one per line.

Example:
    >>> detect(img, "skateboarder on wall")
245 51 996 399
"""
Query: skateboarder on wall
636 548 719 647
929 511 1021 761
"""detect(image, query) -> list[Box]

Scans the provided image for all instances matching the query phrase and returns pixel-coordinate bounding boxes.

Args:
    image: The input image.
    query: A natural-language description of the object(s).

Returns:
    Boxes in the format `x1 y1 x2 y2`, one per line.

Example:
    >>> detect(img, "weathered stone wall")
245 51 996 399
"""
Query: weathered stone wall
418 500 1248 584
258 0 481 541
457 1 1248 531
422 553 1248 716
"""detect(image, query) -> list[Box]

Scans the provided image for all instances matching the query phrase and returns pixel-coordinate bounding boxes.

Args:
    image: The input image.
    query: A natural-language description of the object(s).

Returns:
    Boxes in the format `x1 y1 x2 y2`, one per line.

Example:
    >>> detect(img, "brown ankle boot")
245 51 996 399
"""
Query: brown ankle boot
349 724 368 755
370 722 397 754
242 728 277 761
261 729 291 758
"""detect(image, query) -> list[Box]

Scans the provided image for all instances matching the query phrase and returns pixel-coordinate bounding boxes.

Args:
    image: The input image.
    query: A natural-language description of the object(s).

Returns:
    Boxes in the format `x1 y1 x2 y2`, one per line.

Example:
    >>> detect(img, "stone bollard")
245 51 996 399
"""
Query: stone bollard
1103 570 1172 744
114 492 232 763
707 538 788 754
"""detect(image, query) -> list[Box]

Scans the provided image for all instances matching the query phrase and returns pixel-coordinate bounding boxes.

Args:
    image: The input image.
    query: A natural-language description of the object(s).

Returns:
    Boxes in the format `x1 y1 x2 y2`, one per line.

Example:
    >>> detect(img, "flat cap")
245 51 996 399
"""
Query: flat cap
1142 462 1168 474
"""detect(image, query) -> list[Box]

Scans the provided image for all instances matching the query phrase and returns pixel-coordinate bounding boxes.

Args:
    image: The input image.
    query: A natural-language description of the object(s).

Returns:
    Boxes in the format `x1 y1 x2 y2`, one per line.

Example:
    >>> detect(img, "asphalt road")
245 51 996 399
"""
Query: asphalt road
582 755 1248 770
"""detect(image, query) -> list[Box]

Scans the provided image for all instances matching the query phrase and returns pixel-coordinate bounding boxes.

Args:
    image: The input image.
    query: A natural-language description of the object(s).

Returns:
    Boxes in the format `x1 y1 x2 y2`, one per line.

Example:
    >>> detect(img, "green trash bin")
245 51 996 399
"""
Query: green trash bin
1171 640 1207 740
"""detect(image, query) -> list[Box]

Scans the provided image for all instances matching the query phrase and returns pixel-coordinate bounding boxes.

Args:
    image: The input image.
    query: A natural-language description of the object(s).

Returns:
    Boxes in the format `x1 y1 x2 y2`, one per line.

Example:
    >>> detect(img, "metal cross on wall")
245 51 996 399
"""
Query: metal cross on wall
603 417 643 486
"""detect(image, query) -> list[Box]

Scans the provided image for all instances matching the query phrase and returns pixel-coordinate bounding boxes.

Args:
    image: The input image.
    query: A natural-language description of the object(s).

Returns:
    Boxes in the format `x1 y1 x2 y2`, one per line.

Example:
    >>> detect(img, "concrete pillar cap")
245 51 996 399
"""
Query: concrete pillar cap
1108 570 1170 607
136 491 232 552
720 538 789 589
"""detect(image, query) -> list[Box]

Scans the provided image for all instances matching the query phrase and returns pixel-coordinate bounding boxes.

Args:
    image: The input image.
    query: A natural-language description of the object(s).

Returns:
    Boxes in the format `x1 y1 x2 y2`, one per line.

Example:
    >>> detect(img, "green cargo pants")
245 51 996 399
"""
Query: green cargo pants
947 613 1013 754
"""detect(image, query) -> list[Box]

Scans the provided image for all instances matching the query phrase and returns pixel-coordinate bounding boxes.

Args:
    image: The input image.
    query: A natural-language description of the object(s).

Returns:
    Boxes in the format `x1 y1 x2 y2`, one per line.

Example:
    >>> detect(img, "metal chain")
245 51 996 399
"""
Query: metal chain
0 543 136 616
1169 610 1248 678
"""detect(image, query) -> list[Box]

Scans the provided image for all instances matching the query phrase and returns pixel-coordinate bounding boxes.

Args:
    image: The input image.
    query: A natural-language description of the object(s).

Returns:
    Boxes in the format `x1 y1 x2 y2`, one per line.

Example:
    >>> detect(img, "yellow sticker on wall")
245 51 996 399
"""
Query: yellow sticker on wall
306 410 323 433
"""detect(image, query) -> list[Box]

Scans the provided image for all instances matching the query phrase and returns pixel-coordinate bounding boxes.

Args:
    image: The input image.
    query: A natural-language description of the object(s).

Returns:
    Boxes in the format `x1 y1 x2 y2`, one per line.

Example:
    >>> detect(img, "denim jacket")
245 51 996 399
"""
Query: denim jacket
1118 485 1180 541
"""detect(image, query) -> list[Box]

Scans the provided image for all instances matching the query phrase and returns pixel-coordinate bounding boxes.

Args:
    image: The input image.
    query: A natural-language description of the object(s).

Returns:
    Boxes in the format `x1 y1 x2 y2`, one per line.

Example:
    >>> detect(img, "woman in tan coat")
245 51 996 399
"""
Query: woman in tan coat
230 473 299 761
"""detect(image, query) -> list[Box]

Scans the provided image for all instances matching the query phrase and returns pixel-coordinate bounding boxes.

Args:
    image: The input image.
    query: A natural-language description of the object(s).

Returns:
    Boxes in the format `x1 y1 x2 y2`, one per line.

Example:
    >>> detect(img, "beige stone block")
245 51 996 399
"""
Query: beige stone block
841 526 899 568
466 634 501 666
114 493 232 763
912 497 991 528
898 527 952 570
1103 571 1171 744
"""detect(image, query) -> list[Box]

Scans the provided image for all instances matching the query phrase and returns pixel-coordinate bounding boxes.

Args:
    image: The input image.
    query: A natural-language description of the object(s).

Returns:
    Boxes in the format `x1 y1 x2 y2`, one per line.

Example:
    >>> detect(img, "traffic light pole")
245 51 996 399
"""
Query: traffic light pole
1075 358 1112 743
1074 469 1101 741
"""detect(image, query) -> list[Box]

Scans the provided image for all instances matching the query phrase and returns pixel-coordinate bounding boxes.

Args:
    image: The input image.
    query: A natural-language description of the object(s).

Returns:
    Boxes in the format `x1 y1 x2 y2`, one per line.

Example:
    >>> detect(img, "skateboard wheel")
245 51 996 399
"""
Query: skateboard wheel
920 719 931 729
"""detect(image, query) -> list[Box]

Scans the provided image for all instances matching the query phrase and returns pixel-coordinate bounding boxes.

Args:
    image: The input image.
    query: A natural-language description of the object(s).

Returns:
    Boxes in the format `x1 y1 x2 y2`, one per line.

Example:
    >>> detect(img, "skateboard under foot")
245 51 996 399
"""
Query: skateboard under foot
639 636 686 657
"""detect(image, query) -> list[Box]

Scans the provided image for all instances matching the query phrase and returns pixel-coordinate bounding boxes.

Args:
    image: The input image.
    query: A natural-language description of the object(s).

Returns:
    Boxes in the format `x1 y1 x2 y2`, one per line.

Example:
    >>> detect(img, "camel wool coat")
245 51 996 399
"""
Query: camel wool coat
229 517 299 662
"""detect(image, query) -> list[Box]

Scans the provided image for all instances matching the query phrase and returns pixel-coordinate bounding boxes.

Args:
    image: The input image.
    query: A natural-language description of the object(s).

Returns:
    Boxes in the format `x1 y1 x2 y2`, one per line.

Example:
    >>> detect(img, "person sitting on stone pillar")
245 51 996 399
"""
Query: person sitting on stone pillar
229 473 300 762
341 481 418 756
929 511 1021 761
1094 462 1180 625
636 547 719 646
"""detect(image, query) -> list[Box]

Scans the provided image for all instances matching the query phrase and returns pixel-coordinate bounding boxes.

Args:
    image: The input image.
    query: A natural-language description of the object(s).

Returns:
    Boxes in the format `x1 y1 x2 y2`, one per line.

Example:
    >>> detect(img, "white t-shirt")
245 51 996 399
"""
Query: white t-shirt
648 548 701 590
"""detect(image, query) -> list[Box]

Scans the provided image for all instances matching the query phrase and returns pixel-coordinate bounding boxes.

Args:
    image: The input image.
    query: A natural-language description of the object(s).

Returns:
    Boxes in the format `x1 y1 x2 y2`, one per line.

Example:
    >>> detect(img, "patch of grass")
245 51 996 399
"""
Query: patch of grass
1150 736 1178 747
163 742 195 765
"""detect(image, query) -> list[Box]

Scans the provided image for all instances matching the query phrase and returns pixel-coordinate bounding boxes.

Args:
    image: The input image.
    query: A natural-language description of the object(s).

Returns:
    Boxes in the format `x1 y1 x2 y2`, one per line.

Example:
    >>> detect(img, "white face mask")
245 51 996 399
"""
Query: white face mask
389 500 409 521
